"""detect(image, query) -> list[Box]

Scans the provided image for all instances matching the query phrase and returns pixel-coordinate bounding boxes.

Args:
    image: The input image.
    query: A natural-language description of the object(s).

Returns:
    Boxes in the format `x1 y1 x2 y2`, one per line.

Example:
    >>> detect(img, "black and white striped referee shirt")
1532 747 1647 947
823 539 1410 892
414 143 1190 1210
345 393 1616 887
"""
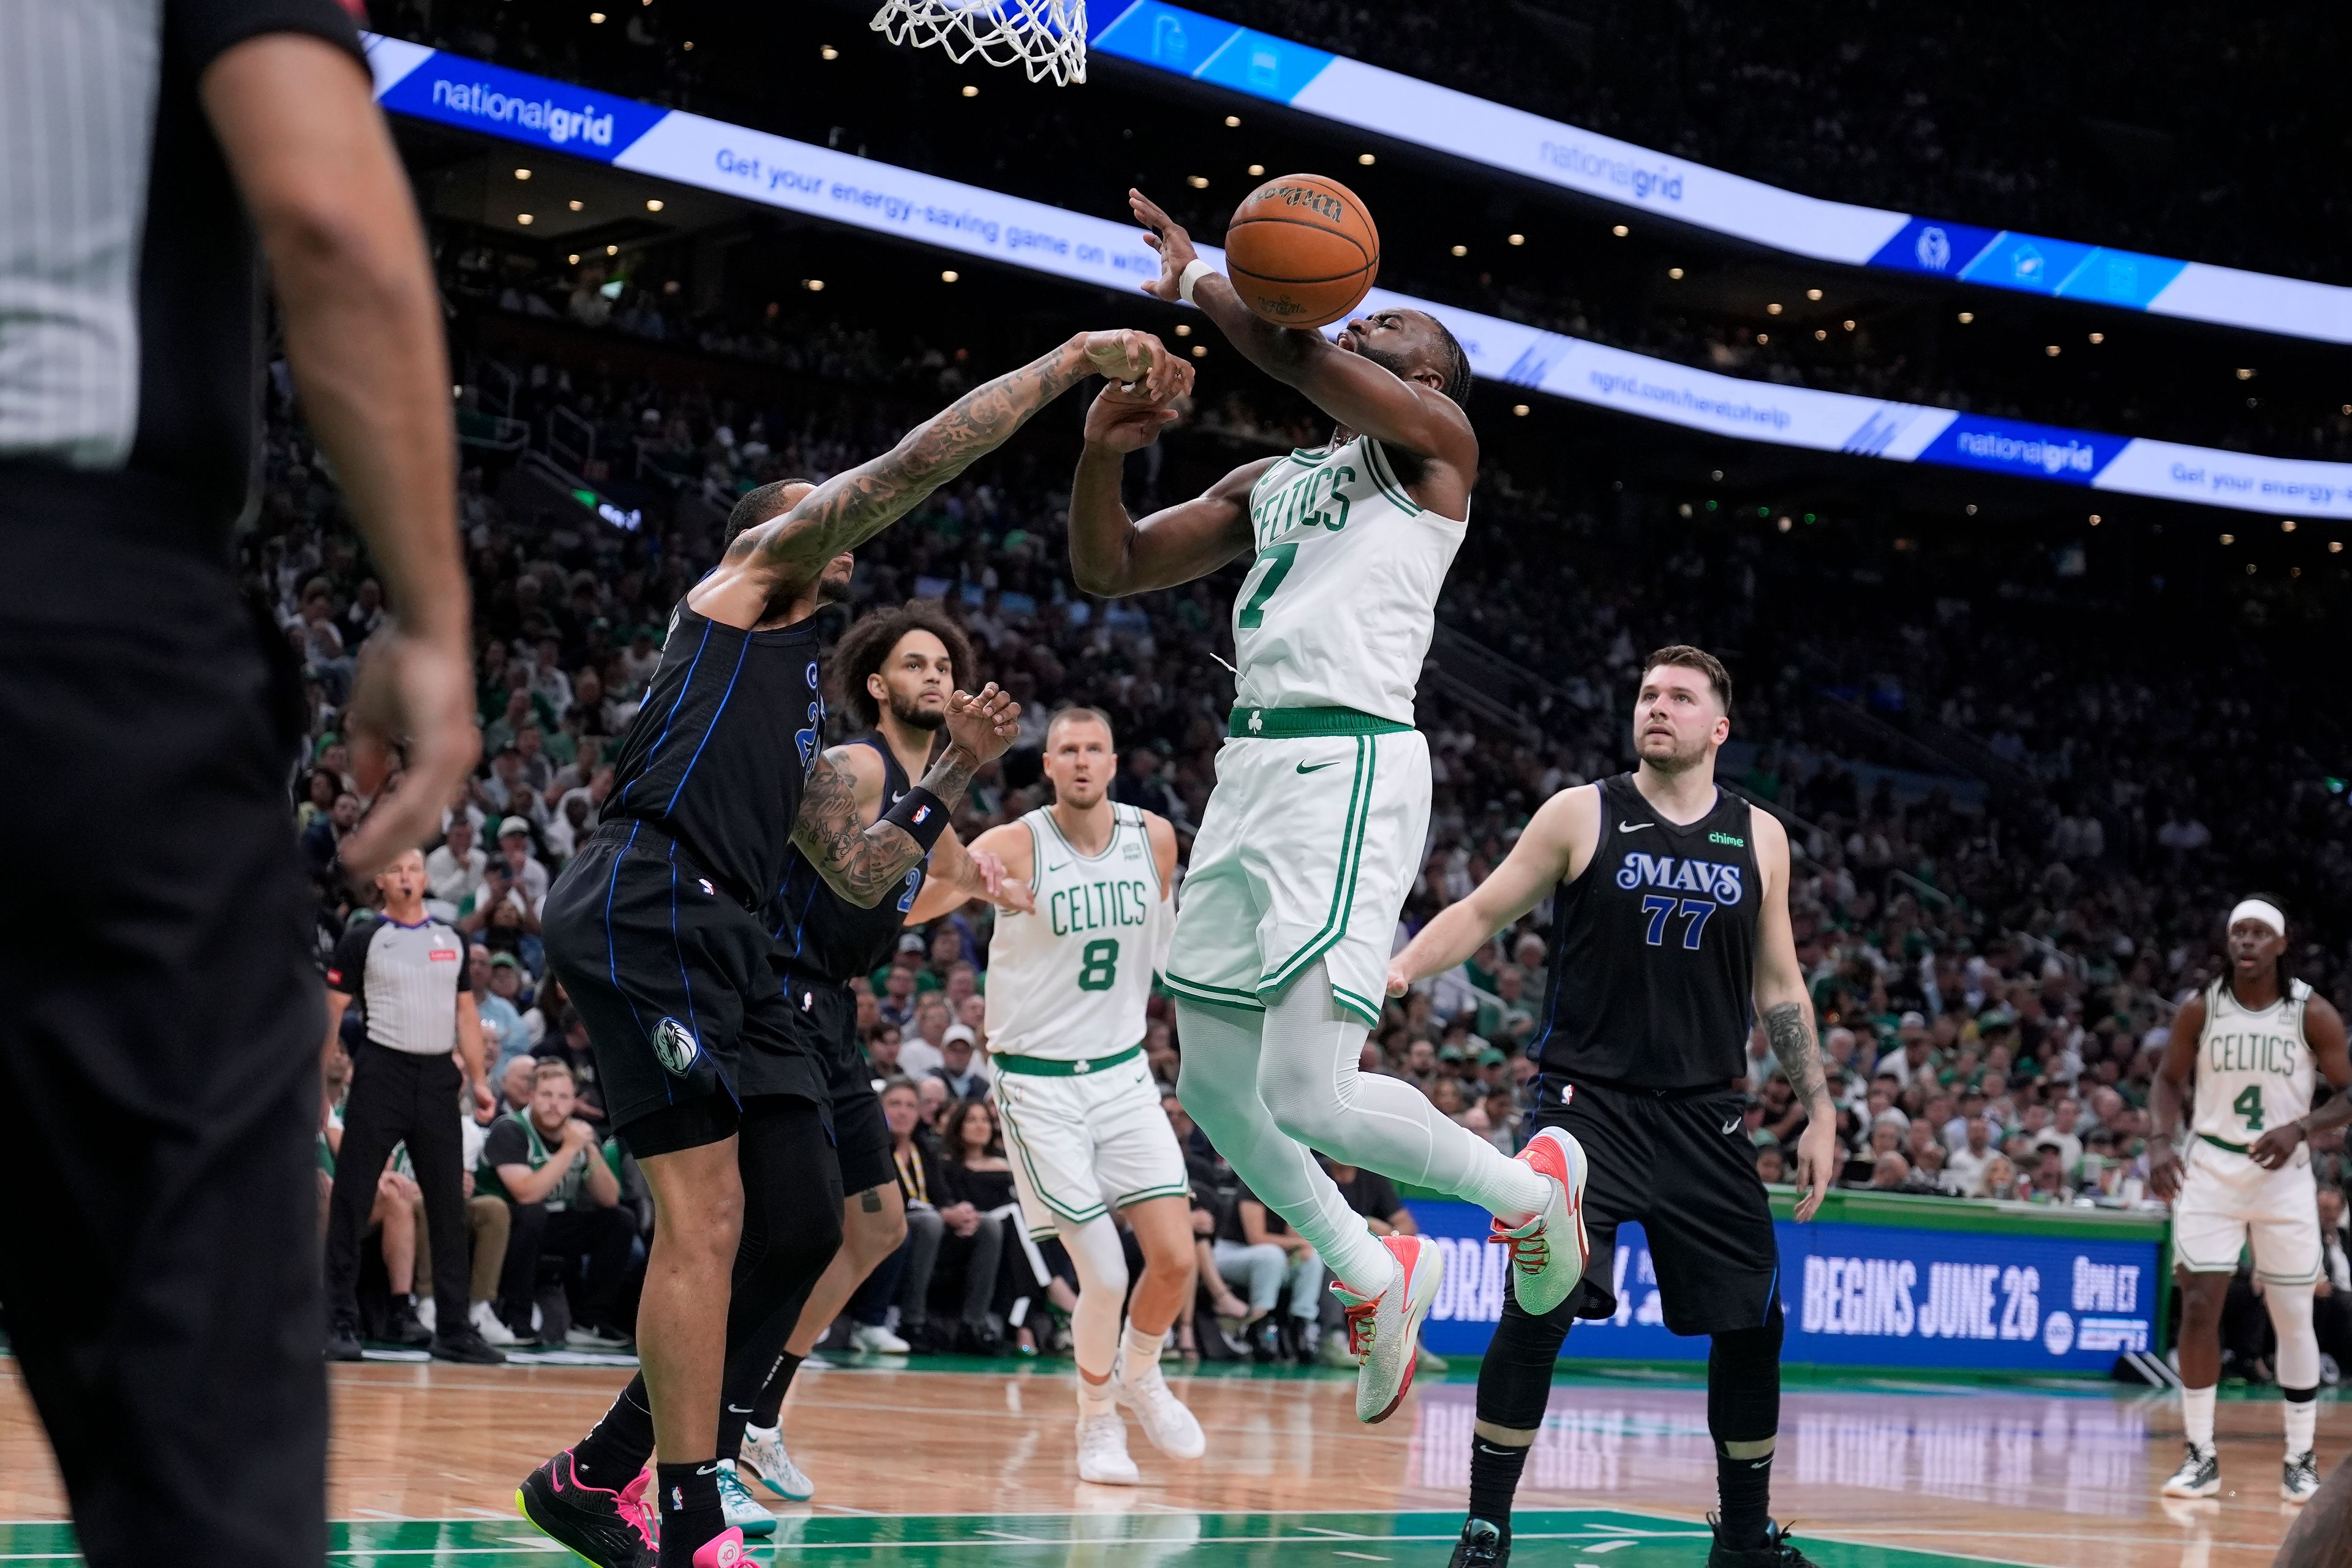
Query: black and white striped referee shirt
326 916 471 1057
0 0 364 530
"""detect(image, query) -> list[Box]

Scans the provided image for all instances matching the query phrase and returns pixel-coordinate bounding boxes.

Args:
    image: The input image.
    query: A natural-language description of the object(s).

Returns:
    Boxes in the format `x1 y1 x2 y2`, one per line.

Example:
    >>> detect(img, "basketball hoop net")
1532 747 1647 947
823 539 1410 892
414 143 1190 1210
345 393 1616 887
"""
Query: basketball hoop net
870 0 1087 85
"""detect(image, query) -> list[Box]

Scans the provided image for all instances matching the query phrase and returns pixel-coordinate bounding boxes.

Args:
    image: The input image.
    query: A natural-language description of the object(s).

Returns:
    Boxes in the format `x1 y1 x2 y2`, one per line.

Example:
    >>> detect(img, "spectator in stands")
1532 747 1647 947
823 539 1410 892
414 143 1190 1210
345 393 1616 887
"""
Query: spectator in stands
479 1060 635 1348
426 817 486 916
930 1025 985 1100
492 817 548 911
470 948 529 1072
2316 1186 2350 1382
1112 745 1179 821
1212 1180 1322 1360
935 1099 1017 1354
1947 1117 1997 1196
301 791 361 884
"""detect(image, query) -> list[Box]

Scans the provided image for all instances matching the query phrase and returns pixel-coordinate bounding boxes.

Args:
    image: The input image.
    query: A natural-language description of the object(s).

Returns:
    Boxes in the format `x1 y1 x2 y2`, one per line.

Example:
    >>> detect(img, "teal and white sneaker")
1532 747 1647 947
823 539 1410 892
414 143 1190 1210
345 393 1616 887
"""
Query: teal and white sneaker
2161 1441 2220 1499
2283 1449 2321 1504
714 1461 775 1537
738 1423 814 1502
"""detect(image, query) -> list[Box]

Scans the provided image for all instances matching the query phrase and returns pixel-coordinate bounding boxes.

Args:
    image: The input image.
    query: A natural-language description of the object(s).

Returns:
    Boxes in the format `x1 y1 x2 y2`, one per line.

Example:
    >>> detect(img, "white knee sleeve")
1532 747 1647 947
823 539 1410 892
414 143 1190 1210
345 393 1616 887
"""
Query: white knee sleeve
2266 1281 2321 1390
1256 963 1546 1223
1059 1213 1128 1379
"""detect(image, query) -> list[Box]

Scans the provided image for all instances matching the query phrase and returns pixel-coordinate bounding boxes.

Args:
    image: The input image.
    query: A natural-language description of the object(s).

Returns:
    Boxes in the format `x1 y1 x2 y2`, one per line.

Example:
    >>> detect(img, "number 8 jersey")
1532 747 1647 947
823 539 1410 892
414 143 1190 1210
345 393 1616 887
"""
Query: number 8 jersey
2193 975 2315 1147
984 804 1173 1061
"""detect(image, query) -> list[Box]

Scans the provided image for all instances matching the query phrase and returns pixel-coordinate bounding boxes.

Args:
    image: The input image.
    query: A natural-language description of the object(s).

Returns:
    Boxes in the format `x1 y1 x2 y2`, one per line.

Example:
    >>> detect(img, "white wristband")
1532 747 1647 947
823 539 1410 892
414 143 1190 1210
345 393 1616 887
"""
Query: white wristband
1177 257 1215 304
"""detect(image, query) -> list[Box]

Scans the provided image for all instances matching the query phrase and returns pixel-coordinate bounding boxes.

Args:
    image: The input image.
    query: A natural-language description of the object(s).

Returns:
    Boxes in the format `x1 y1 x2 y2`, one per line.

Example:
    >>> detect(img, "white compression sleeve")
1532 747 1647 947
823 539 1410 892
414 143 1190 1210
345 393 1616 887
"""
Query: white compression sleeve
1174 997 1394 1297
2180 1383 2217 1448
1059 1212 1129 1386
1255 962 1549 1224
2265 1281 2321 1395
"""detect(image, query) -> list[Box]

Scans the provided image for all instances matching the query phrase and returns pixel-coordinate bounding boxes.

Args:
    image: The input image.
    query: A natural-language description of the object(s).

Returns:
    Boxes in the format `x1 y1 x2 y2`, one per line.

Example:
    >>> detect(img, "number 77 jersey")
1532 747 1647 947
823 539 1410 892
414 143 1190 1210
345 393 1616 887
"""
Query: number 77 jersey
1233 434 1468 726
984 804 1173 1062
1532 774 1762 1090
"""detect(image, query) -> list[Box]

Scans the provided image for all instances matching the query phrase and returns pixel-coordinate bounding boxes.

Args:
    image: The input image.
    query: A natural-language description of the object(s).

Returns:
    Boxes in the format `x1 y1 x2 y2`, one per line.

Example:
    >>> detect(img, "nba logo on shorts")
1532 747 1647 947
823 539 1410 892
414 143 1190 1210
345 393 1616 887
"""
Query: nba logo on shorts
698 878 715 897
653 1017 699 1076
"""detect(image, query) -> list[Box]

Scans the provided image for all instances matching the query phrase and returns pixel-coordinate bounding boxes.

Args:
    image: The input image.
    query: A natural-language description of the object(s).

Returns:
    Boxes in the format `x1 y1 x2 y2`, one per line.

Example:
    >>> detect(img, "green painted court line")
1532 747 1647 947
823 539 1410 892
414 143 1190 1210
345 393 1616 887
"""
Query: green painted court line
0 1508 2073 1566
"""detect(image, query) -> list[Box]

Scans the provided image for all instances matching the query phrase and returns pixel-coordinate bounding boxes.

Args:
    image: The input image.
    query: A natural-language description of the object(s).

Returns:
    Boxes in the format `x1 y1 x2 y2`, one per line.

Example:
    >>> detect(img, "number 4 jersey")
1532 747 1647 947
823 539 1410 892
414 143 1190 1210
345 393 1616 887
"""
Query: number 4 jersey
2192 975 2315 1147
1534 775 1760 1090
984 804 1172 1060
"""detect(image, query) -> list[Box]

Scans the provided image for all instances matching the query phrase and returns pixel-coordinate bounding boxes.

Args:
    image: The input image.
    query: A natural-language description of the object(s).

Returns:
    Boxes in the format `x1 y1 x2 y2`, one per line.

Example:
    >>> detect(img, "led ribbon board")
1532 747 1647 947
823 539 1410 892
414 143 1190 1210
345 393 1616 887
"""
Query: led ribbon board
1089 1 2352 347
365 36 2352 520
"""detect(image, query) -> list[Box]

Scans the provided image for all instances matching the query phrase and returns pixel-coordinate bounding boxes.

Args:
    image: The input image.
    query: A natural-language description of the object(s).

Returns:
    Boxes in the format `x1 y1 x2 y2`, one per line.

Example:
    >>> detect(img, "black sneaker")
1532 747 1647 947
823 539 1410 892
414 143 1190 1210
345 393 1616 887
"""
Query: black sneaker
431 1325 508 1365
517 1449 657 1568
384 1299 432 1348
1705 1515 1821 1567
1448 1518 1509 1567
325 1313 364 1362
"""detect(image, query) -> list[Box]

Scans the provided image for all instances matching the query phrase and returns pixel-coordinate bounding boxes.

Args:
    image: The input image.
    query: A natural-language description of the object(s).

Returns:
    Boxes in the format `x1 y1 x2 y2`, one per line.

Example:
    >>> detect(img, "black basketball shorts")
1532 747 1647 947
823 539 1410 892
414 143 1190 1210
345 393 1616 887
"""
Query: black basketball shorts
775 970 894 1197
1539 1076 1782 1336
545 821 824 1156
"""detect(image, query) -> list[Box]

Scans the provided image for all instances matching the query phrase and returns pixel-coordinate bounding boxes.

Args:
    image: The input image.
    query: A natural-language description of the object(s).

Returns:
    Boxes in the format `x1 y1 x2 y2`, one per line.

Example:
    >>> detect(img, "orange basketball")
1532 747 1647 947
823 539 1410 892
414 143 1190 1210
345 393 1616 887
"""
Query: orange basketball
1223 173 1380 330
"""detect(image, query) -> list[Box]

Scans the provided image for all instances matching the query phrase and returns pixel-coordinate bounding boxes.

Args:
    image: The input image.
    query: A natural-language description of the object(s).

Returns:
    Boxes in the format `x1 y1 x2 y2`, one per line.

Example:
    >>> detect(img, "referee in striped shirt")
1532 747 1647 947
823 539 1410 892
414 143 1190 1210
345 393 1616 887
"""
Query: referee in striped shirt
1 4 478 1564
322 849 503 1364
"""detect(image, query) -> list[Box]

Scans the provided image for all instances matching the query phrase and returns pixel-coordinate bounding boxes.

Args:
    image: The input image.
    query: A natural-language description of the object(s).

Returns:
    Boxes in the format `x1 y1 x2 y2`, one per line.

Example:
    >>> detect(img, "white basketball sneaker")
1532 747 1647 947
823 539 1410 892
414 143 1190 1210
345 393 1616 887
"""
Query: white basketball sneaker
468 1300 519 1348
1111 1357 1205 1460
713 1461 776 1537
737 1423 815 1502
1075 1409 1140 1485
2283 1449 2321 1504
1330 1232 1444 1424
1491 1126 1589 1316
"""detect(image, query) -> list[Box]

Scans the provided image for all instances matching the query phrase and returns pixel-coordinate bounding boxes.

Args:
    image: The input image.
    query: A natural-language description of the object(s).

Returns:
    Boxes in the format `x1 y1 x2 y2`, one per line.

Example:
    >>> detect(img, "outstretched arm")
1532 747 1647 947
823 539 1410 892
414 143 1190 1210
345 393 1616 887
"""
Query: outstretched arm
1387 785 1594 993
1069 386 1262 596
1130 190 1476 481
794 687 1020 907
907 822 1035 924
1750 813 1833 1221
699 331 1188 626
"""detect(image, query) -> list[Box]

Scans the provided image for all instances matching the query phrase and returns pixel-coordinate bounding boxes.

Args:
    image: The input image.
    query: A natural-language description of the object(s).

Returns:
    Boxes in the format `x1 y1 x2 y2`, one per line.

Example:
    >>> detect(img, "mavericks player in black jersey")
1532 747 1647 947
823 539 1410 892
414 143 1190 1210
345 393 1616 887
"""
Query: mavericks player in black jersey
521 330 1187 1568
1390 646 1836 1568
726 603 1033 1518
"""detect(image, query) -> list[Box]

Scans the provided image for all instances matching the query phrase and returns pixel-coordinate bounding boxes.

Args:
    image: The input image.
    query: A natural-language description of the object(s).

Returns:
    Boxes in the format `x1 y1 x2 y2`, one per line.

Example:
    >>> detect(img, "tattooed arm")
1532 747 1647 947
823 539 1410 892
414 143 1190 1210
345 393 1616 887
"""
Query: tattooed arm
793 685 1021 907
1751 809 1838 1220
690 331 1189 629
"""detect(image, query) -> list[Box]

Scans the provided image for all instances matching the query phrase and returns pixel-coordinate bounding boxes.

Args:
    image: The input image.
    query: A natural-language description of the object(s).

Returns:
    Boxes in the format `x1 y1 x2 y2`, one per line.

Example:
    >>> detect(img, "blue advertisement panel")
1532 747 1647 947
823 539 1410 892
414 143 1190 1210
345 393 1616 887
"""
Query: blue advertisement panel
1413 1200 2158 1374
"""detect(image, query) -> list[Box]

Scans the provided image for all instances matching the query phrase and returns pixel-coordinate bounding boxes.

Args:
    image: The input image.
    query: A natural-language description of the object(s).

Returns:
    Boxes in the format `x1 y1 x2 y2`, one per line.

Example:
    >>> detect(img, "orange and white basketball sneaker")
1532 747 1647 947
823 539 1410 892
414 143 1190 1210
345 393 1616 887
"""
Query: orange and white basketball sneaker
1490 1126 1589 1316
1331 1232 1444 1423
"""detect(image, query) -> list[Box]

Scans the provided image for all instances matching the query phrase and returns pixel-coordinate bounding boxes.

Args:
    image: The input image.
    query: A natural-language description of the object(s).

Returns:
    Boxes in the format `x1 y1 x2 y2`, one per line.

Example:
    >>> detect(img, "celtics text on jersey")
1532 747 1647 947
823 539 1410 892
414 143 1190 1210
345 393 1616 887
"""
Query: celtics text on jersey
1232 434 1467 725
985 804 1172 1060
2193 976 2315 1146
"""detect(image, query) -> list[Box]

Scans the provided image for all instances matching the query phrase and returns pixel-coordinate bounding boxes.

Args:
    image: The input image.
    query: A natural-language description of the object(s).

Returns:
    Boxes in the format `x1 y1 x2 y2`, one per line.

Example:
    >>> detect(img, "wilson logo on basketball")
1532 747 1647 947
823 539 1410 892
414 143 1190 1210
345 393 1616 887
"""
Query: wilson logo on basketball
1266 183 1347 222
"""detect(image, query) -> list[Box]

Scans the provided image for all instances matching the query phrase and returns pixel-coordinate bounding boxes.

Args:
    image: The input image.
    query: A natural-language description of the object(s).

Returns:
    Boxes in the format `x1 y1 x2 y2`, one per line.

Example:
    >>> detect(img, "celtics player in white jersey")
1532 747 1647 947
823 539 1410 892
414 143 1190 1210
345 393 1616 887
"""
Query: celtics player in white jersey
2150 895 2350 1505
910 706 1203 1484
1060 190 1586 1427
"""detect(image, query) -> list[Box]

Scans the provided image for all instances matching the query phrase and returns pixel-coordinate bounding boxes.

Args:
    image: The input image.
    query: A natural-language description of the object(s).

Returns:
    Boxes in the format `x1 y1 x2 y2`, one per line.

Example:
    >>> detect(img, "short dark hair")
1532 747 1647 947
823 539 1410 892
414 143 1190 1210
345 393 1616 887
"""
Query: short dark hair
1046 704 1115 746
1642 644 1733 715
723 478 816 547
831 602 976 729
1417 313 1474 407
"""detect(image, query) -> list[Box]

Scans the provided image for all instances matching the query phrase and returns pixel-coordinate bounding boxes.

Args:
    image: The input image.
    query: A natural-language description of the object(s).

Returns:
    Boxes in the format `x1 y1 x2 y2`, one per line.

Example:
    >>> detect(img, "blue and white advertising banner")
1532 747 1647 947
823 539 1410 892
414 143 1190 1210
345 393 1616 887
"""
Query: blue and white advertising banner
1089 1 2352 345
1413 1200 2161 1374
365 36 2352 519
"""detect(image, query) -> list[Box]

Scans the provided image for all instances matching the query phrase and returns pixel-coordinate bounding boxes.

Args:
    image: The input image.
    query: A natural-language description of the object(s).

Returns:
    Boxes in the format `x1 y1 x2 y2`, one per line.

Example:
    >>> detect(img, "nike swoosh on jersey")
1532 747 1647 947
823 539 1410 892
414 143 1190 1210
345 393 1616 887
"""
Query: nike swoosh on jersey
1722 1116 1742 1134
1296 760 1341 774
1619 821 1654 832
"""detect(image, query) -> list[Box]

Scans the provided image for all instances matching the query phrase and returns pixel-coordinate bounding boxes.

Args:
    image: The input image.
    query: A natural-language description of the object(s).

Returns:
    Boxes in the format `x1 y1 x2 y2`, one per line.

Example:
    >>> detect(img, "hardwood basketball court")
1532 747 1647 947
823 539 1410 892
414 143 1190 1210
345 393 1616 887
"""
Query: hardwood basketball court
1 1353 2339 1564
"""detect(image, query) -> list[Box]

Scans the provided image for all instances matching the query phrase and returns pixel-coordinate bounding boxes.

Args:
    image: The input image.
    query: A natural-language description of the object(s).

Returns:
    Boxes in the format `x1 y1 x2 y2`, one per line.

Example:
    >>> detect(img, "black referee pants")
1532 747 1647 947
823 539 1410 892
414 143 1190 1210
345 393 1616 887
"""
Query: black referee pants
0 481 326 1568
325 1042 472 1333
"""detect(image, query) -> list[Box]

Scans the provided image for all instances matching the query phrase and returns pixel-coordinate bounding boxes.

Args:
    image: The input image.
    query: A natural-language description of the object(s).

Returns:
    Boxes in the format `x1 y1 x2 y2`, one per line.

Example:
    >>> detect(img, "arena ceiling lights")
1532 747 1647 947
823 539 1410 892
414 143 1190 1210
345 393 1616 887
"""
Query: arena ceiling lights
362 35 2352 522
1088 2 2352 347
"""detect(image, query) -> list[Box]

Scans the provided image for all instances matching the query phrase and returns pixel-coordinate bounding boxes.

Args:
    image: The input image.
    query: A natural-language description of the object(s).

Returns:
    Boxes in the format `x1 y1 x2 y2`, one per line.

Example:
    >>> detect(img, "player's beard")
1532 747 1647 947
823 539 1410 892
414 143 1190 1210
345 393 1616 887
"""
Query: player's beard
1638 728 1709 776
1352 340 1418 383
888 689 947 732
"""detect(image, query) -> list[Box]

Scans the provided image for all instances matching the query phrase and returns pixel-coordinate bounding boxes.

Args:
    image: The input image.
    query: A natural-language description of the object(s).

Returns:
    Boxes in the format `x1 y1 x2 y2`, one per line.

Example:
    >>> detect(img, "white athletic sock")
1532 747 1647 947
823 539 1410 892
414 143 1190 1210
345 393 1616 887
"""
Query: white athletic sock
1118 1321 1164 1382
1077 1370 1115 1417
1256 963 1550 1225
1175 997 1395 1295
2182 1384 2217 1450
2285 1395 2317 1458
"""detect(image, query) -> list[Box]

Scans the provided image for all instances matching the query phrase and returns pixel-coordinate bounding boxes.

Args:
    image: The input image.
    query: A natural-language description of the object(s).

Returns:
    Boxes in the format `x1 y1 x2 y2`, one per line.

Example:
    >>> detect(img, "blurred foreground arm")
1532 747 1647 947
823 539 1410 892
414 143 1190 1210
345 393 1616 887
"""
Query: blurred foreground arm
205 34 477 875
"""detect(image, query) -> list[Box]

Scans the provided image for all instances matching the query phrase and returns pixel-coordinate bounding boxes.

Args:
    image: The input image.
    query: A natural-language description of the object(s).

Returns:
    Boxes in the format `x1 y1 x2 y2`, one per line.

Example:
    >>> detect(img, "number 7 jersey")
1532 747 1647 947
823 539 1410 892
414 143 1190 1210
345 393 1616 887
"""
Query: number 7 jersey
1233 434 1468 725
984 804 1172 1061
2192 976 2314 1146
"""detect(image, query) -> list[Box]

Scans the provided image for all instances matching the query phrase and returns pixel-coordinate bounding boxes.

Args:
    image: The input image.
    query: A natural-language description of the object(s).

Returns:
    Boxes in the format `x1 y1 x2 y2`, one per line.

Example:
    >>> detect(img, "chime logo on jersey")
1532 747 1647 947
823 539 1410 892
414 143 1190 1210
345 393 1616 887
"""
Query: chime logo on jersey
652 1016 699 1075
1613 851 1745 903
